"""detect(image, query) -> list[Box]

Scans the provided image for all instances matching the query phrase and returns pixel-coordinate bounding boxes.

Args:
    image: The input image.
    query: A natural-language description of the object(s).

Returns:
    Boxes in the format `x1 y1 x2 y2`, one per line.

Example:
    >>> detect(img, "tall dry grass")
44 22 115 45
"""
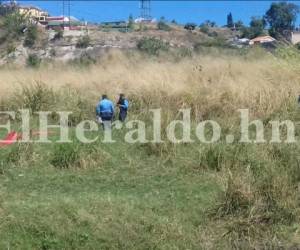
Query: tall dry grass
0 49 299 119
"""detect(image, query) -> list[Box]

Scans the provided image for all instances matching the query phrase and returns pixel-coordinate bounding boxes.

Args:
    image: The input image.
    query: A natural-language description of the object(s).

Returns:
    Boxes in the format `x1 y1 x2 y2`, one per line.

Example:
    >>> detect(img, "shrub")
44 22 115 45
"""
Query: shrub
194 37 230 50
23 25 38 48
71 52 96 67
295 43 300 50
157 20 171 31
50 143 105 169
53 30 63 40
6 43 16 54
200 24 209 34
50 143 79 169
175 47 193 59
26 54 41 68
184 23 196 31
76 35 90 48
1 12 29 42
137 37 169 55
8 81 55 113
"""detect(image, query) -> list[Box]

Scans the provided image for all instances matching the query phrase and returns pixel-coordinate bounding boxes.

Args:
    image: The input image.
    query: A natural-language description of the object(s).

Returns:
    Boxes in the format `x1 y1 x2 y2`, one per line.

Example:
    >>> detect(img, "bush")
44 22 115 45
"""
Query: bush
53 30 63 41
6 43 16 54
295 43 300 50
137 37 169 55
50 143 79 169
26 54 41 68
71 52 96 67
157 21 171 31
184 23 196 31
26 54 41 67
10 82 55 113
194 37 230 50
50 142 105 169
23 25 38 48
200 24 209 34
1 12 29 41
76 35 90 48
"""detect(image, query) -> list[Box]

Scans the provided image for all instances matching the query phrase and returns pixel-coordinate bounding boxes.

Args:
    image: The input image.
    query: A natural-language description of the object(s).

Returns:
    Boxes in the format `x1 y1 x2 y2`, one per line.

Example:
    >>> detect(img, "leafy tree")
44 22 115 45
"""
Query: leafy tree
0 2 16 16
235 20 244 29
202 20 216 28
227 12 234 28
184 23 197 31
241 17 266 39
264 2 299 37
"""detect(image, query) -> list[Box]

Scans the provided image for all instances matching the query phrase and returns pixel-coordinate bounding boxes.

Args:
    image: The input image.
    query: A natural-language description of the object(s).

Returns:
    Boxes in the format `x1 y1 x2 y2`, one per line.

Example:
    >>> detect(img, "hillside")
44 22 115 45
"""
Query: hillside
0 23 238 65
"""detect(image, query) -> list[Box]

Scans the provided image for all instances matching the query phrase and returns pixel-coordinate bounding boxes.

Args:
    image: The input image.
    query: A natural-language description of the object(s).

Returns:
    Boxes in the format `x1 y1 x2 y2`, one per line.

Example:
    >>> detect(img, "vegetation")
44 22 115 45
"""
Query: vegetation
137 37 169 55
241 17 266 39
76 35 91 49
264 2 299 38
157 17 171 31
128 14 134 30
53 29 64 41
227 12 234 28
0 50 300 248
26 54 41 68
23 25 38 48
184 23 197 31
0 12 29 43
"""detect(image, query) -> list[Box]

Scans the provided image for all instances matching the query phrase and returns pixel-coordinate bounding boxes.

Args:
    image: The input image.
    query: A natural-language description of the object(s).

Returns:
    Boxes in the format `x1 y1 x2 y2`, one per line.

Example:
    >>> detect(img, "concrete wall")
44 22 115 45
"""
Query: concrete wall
291 32 300 45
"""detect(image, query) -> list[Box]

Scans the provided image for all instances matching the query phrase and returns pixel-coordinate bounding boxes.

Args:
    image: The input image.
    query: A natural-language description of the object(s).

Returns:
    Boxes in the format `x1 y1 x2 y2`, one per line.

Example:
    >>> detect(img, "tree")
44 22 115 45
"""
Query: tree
184 23 196 31
128 14 134 30
241 17 266 39
203 20 216 28
264 2 299 37
235 20 244 30
227 12 234 28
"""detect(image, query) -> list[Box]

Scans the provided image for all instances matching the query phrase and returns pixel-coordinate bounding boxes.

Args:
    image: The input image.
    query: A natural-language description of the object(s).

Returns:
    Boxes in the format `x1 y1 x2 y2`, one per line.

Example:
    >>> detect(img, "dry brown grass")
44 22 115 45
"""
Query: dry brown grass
0 49 299 119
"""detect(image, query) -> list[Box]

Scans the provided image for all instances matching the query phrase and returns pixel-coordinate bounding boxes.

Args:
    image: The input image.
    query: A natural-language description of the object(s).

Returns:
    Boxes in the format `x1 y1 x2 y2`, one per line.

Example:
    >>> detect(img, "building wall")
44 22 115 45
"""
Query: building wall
18 7 47 19
291 32 300 45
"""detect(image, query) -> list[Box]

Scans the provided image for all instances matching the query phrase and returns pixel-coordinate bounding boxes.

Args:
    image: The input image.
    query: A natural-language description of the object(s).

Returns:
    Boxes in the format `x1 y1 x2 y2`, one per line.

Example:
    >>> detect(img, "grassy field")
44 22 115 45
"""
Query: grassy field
1 48 300 249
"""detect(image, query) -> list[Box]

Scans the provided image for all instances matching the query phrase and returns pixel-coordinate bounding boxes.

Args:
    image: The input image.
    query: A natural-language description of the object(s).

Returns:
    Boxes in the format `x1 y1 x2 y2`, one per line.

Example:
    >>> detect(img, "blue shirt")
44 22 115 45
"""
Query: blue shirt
119 99 129 110
96 98 114 116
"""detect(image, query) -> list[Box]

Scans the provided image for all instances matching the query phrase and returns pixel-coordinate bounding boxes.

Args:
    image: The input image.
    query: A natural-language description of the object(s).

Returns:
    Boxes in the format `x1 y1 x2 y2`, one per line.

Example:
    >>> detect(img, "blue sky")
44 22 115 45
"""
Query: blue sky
19 1 299 26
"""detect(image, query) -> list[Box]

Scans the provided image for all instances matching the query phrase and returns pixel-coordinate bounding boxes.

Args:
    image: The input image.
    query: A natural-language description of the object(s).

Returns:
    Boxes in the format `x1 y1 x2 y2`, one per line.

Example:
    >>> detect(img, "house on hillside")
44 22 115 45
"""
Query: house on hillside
46 16 86 30
18 5 48 24
249 36 276 45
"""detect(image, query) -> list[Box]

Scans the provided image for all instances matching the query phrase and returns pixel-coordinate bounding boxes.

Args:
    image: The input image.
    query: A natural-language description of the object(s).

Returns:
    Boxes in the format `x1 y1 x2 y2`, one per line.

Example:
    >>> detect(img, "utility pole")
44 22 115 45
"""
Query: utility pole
62 0 71 29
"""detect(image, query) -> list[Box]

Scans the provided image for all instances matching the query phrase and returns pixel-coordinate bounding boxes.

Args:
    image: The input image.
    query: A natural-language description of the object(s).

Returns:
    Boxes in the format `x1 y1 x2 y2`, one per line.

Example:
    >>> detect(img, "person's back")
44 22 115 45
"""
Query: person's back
96 95 114 122
117 94 129 122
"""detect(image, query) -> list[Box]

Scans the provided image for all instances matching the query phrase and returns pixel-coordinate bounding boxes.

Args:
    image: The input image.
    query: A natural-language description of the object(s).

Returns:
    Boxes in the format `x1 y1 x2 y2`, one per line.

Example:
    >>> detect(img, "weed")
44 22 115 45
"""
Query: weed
50 143 79 169
76 35 91 49
26 54 41 68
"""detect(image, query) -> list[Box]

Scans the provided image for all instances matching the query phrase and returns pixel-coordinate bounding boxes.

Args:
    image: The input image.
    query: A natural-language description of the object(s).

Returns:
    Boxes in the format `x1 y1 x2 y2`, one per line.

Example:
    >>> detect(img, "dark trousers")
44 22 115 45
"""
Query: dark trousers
119 109 127 122
100 114 113 130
